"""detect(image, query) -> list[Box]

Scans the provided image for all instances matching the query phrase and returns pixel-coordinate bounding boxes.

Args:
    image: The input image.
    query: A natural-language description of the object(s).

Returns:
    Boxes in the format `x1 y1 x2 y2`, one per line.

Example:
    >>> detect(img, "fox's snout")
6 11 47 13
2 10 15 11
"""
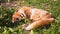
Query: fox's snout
12 12 20 23
12 11 26 23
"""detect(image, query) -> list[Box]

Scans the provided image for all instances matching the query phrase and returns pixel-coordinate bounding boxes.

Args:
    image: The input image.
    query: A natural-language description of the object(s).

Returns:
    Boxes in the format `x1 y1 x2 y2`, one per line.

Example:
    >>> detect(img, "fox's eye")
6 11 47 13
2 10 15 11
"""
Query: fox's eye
16 18 19 20
16 10 18 12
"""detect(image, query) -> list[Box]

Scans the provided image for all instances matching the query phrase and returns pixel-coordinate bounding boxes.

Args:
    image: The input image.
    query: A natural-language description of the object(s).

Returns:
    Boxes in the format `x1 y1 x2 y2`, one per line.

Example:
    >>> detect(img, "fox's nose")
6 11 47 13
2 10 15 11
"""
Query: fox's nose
12 18 19 23
12 20 19 23
12 21 15 23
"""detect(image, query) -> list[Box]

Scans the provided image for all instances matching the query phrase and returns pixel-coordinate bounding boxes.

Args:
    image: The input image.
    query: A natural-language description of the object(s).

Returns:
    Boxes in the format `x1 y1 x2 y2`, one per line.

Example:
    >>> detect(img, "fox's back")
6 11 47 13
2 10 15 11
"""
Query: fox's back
30 8 51 21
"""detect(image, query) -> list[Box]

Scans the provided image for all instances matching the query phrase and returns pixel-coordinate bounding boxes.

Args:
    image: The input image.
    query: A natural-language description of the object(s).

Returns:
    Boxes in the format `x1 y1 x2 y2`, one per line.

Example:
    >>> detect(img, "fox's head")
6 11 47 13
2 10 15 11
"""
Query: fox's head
12 7 31 23
12 9 26 23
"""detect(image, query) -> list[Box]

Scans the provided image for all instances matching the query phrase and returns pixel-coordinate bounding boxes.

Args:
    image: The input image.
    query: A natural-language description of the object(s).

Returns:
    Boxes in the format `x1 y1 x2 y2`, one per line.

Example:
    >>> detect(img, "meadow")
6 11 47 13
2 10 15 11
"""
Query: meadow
0 0 60 34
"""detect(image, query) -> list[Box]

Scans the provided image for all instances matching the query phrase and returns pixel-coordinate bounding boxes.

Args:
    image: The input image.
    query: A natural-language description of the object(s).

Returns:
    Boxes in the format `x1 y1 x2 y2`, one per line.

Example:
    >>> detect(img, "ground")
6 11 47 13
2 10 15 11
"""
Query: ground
0 0 60 34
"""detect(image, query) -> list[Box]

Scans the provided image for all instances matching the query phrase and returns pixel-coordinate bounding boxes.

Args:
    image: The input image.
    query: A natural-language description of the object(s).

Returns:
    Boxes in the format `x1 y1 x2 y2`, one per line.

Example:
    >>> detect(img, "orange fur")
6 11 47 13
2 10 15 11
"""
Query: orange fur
12 7 54 30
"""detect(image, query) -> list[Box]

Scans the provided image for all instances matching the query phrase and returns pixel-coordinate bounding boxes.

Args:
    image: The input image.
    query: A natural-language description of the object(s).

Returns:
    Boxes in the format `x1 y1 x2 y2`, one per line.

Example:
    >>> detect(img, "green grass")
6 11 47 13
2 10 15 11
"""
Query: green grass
0 0 60 34
19 0 60 34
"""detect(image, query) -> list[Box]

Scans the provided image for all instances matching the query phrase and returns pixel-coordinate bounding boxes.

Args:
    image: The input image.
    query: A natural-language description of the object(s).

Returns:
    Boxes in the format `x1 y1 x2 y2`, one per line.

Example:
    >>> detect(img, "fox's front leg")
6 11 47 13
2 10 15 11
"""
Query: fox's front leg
25 18 54 30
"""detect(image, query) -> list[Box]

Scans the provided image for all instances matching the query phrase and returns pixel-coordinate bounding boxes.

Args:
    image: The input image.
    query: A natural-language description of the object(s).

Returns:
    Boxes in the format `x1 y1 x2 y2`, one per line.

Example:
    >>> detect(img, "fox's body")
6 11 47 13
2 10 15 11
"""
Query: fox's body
12 7 54 30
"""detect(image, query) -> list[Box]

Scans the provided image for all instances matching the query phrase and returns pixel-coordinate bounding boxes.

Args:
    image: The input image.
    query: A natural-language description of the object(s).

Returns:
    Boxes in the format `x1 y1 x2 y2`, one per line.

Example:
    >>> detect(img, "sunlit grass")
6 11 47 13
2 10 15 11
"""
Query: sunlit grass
0 0 60 34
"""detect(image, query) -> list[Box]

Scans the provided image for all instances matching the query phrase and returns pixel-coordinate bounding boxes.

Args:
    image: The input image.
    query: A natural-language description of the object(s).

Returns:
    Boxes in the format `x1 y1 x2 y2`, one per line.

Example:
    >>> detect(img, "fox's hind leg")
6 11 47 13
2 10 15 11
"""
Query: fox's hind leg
25 18 54 30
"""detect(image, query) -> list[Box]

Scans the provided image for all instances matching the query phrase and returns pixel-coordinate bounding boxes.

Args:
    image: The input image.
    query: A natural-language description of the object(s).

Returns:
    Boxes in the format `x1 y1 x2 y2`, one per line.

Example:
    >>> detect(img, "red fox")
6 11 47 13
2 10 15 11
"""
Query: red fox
12 6 54 30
